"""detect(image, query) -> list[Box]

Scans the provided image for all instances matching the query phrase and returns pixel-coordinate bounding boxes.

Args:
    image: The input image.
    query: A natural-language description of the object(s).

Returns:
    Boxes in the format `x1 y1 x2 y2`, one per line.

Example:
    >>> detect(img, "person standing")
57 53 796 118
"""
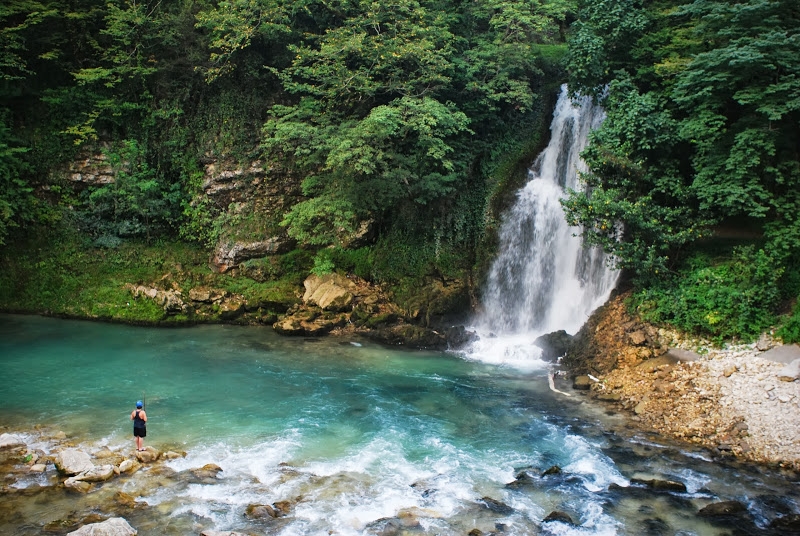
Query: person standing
131 400 147 451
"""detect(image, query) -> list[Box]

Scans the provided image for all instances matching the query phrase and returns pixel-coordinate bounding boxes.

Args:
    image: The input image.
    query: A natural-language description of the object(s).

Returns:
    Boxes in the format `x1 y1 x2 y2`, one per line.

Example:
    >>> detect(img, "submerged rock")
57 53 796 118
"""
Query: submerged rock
543 511 575 525
542 465 562 476
245 503 277 519
478 496 514 515
630 478 688 493
697 500 748 517
63 477 92 493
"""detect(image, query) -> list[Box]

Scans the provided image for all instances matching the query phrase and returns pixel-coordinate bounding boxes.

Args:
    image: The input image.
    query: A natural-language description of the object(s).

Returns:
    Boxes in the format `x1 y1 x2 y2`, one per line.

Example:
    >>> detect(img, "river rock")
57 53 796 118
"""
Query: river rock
190 463 223 483
478 496 513 515
770 514 800 532
56 449 94 475
30 463 47 472
245 503 277 519
630 478 687 493
118 459 140 474
543 511 575 525
134 447 160 463
760 344 800 364
572 376 592 390
75 464 115 482
66 517 137 535
542 465 562 476
201 531 250 536
64 477 92 493
697 500 748 517
777 359 800 381
533 330 573 361
0 433 25 449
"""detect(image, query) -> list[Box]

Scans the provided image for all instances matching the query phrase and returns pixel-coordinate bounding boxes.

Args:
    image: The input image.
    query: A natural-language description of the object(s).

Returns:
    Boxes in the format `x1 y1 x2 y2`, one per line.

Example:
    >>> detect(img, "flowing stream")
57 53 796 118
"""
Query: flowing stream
1 314 798 536
466 86 618 368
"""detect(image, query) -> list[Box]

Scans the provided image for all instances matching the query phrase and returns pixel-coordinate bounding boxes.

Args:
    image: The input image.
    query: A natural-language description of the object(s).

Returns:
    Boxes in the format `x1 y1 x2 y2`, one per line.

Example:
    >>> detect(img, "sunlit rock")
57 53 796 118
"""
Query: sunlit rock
134 446 161 463
66 517 137 535
55 449 94 475
75 464 115 482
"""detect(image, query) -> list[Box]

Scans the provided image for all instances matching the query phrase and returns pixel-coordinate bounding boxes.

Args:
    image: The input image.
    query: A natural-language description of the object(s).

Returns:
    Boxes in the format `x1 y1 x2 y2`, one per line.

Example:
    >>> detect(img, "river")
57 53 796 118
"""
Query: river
1 314 797 535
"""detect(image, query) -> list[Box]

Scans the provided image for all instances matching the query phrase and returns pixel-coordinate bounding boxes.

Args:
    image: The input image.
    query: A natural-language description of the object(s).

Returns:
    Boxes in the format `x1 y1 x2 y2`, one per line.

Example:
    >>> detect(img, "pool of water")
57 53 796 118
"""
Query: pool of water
0 314 797 535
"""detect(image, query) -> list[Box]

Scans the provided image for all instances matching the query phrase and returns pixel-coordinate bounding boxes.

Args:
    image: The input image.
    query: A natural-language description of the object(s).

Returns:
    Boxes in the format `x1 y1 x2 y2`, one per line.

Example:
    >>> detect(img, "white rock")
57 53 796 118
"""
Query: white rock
0 433 25 449
75 464 115 482
777 359 800 381
66 517 137 535
55 449 94 475
29 464 47 472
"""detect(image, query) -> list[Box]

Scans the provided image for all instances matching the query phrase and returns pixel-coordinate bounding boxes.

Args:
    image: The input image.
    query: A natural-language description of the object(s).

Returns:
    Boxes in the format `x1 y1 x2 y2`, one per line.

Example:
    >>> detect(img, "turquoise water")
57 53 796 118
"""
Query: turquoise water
1 314 798 535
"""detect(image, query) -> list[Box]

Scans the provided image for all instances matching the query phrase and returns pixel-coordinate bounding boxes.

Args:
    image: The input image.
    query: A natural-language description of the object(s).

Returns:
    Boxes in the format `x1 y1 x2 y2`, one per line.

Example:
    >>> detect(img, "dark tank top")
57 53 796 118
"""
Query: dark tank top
134 410 146 428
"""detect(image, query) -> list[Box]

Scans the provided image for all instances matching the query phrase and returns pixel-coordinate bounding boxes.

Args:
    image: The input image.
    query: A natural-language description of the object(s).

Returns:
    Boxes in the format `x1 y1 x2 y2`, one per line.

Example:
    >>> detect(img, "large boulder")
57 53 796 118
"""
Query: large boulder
0 433 25 449
777 359 800 382
55 449 94 476
760 344 800 365
75 464 115 482
66 517 137 535
533 330 573 361
303 274 356 312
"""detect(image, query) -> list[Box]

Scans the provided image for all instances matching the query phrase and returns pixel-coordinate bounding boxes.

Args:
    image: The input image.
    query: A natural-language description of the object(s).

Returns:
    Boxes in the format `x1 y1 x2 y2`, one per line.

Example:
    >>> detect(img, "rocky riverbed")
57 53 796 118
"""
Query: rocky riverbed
563 291 800 471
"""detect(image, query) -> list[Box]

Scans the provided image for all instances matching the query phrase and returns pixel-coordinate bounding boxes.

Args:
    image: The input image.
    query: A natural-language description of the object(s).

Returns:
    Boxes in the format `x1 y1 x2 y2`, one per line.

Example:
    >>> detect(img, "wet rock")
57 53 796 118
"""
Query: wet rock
573 376 592 390
542 465 562 476
30 463 47 472
0 433 25 449
467 530 484 536
118 459 140 474
630 478 687 493
697 500 748 517
55 449 94 475
445 325 479 349
272 500 293 517
190 463 223 483
201 531 251 536
63 477 92 493
770 513 800 533
533 330 573 361
505 470 536 489
162 450 185 460
543 511 575 525
113 491 139 509
479 496 514 515
245 503 277 519
66 517 137 535
134 447 160 463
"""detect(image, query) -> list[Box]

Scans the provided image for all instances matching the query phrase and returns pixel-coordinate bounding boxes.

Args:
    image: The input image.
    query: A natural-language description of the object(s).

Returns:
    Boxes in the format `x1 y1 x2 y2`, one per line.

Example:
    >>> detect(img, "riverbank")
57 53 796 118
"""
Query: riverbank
563 291 800 472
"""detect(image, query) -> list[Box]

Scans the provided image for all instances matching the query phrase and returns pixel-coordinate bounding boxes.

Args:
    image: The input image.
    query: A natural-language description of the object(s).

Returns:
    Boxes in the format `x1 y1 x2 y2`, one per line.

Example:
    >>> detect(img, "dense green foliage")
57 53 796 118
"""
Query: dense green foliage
4 0 797 342
562 0 800 340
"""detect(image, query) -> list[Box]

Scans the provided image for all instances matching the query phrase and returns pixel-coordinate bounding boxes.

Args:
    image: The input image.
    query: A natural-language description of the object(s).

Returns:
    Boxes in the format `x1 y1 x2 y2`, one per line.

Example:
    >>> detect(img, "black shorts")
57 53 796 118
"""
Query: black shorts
134 426 146 438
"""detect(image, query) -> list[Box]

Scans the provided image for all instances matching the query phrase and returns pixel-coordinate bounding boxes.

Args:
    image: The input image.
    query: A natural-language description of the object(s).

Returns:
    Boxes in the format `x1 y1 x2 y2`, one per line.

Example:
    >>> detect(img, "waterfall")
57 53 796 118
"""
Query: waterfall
465 85 618 368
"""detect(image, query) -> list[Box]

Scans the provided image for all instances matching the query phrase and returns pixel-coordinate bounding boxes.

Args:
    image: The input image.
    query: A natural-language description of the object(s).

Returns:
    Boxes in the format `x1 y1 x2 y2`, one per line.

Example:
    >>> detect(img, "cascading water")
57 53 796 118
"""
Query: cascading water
466 85 619 367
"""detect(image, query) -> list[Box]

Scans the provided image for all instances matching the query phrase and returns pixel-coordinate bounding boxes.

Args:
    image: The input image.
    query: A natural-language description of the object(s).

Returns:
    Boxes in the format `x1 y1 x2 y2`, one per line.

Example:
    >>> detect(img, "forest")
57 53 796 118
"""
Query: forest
0 0 798 343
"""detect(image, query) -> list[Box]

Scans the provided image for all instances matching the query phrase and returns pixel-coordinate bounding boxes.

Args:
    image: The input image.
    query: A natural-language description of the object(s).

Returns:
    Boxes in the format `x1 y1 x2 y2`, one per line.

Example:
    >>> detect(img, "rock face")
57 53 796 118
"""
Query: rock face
55 449 94 475
66 517 137 536
211 238 295 273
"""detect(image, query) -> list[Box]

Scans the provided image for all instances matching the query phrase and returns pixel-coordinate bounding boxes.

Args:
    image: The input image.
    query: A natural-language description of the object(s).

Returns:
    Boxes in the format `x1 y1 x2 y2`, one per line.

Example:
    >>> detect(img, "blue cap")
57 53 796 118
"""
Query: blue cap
136 401 143 408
